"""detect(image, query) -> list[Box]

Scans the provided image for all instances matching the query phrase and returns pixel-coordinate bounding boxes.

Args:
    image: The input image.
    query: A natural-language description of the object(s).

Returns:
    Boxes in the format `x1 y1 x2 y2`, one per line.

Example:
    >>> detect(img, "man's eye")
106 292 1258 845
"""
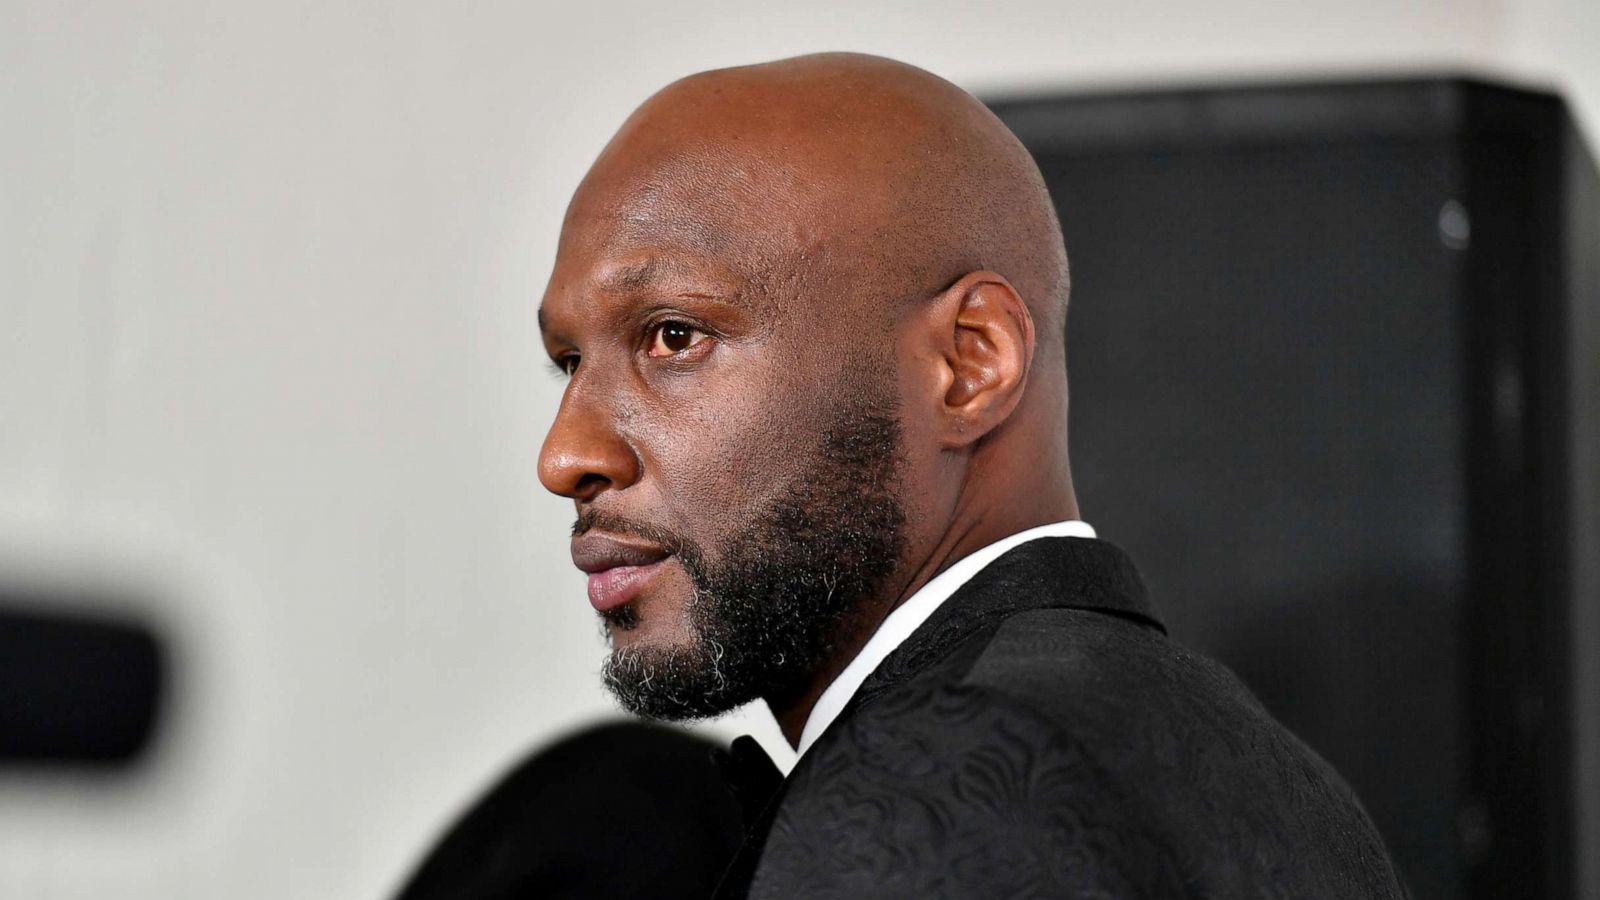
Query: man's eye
553 355 579 377
647 321 708 357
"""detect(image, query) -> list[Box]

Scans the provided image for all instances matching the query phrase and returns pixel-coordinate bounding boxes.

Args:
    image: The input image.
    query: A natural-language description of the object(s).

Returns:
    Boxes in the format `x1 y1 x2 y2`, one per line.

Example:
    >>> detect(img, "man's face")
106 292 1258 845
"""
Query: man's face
537 143 913 719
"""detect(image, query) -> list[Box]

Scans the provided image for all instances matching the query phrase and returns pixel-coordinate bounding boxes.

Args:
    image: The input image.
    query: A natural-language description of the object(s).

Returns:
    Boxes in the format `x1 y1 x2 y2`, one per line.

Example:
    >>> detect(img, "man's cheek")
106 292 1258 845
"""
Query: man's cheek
665 403 816 512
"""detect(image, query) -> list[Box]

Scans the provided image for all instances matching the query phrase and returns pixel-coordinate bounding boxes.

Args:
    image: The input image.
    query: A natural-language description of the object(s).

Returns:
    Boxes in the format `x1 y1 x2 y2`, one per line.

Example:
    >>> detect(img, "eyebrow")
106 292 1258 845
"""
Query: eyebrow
598 255 749 308
598 258 664 294
538 255 749 338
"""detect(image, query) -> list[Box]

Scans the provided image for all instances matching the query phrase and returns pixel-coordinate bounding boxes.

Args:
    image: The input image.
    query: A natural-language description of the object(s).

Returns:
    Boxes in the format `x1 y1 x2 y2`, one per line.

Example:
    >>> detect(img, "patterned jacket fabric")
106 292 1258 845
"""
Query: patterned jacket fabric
717 537 1407 899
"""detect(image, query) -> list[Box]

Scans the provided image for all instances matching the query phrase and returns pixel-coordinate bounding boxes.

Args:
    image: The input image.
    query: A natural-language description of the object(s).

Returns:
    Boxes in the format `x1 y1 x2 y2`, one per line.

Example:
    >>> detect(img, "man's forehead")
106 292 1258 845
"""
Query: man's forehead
566 141 812 251
542 54 958 331
546 152 821 312
548 199 768 294
585 251 746 298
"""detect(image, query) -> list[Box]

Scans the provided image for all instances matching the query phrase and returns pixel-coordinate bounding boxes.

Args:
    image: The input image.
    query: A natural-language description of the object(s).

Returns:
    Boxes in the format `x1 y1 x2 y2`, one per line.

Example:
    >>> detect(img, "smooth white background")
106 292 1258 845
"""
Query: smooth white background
2 2 1596 898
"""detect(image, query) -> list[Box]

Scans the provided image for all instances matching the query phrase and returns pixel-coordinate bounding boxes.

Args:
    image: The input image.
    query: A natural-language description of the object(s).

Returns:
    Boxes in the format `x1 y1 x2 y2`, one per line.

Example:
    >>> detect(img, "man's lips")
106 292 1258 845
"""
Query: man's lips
570 532 672 613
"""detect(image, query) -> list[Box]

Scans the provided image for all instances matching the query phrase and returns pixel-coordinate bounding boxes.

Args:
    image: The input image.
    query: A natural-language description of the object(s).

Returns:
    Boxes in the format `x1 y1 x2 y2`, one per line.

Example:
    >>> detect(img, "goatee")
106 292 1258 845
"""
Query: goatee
586 400 907 721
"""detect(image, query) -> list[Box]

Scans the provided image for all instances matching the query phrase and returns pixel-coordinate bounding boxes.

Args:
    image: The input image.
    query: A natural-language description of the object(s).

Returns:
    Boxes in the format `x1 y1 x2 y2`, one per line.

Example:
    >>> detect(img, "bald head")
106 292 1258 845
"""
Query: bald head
540 53 1080 736
565 52 1070 359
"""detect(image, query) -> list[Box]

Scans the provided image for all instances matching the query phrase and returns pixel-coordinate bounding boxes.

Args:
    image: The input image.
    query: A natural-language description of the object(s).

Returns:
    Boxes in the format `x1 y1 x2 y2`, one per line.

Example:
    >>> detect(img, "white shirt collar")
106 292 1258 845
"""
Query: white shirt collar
795 519 1098 756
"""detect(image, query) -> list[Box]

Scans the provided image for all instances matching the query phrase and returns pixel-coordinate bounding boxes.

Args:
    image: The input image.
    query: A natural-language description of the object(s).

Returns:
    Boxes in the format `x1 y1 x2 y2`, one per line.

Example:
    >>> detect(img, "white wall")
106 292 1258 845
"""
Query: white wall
0 2 1592 899
1502 0 1600 144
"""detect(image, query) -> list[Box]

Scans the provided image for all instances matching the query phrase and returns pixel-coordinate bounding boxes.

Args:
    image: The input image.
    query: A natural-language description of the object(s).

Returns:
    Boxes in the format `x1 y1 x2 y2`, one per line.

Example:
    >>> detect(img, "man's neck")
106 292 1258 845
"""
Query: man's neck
766 498 1080 747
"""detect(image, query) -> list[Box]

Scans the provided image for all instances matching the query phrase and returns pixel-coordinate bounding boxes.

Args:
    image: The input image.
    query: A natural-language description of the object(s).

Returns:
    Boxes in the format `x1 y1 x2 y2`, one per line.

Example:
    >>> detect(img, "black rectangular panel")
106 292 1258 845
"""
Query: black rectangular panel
990 79 1598 900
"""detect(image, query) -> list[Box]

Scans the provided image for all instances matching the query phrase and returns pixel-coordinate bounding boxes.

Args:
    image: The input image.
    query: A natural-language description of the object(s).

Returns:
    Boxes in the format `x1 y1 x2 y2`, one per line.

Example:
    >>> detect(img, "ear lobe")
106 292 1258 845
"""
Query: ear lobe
939 271 1036 447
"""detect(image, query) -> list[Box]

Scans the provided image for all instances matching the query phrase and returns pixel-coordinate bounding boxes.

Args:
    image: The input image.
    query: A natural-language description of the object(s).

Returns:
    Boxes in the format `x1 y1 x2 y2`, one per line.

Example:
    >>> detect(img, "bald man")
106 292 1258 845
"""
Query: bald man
538 54 1406 899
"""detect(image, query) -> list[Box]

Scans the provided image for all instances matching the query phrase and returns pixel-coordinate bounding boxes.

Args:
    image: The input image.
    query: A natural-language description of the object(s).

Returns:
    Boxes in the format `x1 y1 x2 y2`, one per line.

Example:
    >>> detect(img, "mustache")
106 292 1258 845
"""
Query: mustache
572 508 690 556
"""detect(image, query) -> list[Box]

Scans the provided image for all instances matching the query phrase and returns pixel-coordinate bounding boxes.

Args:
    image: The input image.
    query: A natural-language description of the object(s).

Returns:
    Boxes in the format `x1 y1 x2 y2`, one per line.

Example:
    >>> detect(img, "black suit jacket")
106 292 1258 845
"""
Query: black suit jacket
716 537 1406 899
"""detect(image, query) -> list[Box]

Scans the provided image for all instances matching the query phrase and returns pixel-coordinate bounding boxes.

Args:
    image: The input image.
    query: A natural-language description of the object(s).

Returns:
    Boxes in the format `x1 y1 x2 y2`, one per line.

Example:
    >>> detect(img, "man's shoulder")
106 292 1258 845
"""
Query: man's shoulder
944 608 1392 859
959 605 1269 745
851 605 1314 802
758 609 1187 898
758 607 1407 899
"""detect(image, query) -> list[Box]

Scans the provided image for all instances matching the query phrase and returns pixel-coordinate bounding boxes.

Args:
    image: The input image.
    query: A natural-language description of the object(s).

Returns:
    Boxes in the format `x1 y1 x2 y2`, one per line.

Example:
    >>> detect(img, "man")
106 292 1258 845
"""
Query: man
537 52 1406 898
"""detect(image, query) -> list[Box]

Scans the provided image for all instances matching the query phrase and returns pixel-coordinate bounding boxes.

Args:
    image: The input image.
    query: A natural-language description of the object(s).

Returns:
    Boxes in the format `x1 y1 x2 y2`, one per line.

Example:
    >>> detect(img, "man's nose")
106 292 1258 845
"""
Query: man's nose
538 388 641 503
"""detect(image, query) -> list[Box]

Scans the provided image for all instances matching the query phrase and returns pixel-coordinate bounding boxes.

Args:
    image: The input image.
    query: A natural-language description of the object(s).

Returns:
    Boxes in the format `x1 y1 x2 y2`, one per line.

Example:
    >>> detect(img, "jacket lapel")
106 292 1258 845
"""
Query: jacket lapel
711 537 1157 899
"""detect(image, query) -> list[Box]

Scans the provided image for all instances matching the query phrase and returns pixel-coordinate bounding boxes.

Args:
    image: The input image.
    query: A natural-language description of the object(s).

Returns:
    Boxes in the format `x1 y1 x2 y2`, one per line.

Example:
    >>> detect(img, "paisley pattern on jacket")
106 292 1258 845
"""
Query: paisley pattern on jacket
725 537 1406 899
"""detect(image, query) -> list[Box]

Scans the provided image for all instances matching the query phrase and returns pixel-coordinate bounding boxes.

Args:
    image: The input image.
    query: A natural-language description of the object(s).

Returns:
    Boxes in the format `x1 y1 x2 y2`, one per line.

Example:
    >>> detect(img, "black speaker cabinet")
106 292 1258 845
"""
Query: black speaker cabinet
989 79 1598 900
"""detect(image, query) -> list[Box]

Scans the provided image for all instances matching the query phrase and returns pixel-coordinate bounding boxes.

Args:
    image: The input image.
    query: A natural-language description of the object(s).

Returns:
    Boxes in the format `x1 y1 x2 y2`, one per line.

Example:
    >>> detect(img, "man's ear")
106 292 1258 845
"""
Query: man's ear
925 270 1036 448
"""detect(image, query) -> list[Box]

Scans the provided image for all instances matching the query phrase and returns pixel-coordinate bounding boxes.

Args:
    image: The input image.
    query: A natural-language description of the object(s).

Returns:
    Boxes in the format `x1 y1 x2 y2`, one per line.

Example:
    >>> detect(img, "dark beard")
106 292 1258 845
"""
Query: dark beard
588 402 907 721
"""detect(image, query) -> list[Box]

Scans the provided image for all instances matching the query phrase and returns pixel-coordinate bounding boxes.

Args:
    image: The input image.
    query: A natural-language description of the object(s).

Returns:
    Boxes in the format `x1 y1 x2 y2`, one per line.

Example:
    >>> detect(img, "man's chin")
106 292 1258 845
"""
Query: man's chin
601 639 753 721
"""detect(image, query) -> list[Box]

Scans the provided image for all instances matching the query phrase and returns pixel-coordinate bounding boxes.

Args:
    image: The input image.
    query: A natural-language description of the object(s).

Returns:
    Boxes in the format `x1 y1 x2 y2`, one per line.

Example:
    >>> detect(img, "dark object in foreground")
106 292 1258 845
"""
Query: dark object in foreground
395 720 744 900
0 601 165 765
990 77 1600 900
717 538 1406 898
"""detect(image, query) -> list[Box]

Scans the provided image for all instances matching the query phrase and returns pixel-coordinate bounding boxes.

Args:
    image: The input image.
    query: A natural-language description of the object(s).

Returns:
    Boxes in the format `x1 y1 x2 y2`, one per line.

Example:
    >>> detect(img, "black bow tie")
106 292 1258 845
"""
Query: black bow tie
710 734 785 830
